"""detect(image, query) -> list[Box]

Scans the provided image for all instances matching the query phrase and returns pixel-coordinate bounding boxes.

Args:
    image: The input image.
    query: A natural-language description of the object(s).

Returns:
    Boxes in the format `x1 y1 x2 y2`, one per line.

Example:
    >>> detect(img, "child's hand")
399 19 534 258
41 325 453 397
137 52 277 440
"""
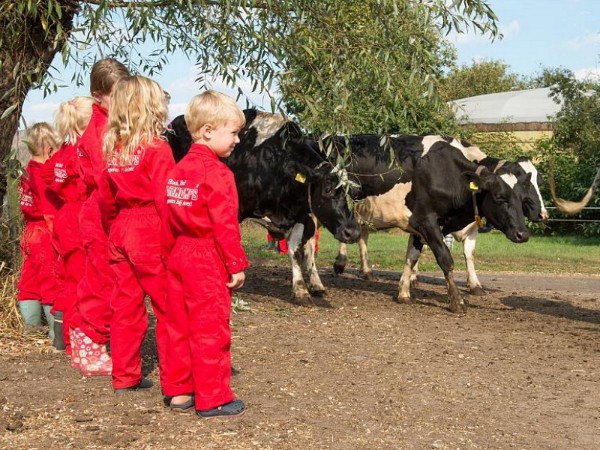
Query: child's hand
227 271 245 290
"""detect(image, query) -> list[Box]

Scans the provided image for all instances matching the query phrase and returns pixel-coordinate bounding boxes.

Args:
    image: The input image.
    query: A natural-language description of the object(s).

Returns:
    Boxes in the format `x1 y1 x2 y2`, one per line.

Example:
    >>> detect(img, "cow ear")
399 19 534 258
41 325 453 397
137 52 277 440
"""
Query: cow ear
283 121 303 141
519 172 532 184
284 161 321 183
463 171 483 193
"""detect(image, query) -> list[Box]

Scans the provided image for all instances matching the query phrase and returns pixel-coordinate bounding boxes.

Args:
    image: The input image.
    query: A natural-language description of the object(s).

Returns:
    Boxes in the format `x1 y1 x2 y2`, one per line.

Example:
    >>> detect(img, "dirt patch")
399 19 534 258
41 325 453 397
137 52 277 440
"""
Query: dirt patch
1 263 599 450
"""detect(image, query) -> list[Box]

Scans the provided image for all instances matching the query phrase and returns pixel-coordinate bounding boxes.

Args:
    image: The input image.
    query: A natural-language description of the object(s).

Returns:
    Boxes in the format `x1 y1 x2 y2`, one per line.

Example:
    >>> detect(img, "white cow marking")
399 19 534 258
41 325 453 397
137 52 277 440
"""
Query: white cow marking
251 113 287 147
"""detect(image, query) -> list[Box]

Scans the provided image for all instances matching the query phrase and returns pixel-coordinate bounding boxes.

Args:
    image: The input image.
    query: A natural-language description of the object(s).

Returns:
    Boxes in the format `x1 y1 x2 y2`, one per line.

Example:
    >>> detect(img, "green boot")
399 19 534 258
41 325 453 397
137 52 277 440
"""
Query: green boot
18 300 43 336
52 311 65 350
42 305 55 341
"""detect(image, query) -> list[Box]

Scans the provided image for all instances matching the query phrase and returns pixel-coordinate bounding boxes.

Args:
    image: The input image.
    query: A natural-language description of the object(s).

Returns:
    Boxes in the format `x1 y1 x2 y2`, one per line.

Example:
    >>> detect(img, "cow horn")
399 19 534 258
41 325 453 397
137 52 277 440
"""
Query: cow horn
548 160 600 215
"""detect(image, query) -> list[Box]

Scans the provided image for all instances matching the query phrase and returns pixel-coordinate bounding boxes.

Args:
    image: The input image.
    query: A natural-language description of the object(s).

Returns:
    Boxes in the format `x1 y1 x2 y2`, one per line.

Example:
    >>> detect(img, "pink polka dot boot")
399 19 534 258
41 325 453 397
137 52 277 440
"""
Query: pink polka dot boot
70 327 112 377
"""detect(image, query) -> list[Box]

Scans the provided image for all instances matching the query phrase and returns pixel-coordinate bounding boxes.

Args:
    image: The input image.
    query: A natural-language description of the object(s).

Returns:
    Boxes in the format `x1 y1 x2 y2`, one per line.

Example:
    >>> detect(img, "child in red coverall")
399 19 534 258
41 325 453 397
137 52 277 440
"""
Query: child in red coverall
18 123 62 340
70 58 130 377
162 90 248 417
42 96 94 355
102 75 175 393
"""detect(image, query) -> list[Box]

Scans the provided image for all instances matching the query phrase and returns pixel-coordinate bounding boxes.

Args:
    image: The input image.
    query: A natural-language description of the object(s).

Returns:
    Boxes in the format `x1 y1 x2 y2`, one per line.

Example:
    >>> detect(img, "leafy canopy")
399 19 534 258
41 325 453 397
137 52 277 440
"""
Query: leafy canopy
2 0 500 133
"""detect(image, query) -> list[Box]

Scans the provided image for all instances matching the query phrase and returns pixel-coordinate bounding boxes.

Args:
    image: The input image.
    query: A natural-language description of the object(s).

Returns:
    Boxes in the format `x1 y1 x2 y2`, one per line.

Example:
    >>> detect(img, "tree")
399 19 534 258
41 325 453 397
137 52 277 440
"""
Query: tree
0 0 499 193
278 0 460 135
440 59 526 101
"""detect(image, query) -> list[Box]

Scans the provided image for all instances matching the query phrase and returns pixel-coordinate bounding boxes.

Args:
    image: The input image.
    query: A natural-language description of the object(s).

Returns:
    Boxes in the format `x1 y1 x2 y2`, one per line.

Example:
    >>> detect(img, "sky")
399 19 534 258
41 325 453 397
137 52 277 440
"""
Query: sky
21 0 600 125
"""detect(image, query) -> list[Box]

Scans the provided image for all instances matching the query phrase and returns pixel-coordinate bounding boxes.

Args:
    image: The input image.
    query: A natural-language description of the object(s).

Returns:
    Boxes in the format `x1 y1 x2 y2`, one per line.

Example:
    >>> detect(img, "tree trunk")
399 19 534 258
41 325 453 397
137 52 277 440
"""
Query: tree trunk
0 2 79 263
0 0 79 174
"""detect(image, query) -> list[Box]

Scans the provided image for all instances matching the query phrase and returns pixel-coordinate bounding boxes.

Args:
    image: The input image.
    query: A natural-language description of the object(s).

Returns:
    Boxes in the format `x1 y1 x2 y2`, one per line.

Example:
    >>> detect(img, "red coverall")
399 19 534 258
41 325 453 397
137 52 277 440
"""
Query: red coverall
102 138 175 390
162 144 248 410
42 142 86 352
18 160 60 306
71 103 115 345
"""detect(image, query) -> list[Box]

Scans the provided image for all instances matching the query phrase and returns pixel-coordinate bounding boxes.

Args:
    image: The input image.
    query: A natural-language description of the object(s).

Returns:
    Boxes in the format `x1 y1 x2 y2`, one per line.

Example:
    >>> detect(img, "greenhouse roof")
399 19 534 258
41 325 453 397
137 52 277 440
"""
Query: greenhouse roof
449 87 563 125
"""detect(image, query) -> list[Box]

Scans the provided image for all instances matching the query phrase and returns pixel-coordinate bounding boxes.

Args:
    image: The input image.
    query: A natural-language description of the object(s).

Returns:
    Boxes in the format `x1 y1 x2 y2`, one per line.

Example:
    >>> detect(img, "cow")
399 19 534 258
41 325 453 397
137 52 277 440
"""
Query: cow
313 134 532 313
164 110 361 306
333 135 547 296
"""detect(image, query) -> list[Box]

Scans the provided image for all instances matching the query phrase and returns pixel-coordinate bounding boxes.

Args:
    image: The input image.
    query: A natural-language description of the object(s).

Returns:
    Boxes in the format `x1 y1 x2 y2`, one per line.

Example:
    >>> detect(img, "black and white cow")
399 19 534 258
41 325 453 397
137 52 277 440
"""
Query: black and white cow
314 134 532 313
334 135 547 296
165 110 361 306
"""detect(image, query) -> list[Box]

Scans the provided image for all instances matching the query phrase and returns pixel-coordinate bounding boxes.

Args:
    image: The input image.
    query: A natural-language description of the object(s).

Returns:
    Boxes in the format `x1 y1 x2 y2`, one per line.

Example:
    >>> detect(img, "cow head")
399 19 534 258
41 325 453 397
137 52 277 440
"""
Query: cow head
465 169 530 243
284 157 360 244
516 157 549 221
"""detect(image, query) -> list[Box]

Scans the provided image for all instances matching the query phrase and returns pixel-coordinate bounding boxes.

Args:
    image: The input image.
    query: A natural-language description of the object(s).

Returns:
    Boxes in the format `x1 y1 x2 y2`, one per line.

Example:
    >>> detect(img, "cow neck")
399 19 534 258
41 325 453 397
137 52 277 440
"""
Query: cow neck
307 161 330 214
471 161 506 227
472 165 486 228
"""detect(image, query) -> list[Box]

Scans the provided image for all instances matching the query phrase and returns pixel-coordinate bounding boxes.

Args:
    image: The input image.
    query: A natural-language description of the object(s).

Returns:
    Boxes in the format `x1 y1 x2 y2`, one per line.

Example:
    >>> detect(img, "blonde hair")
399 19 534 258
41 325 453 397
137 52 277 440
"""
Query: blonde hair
103 75 169 165
24 122 61 157
185 90 245 141
54 96 94 144
90 58 130 97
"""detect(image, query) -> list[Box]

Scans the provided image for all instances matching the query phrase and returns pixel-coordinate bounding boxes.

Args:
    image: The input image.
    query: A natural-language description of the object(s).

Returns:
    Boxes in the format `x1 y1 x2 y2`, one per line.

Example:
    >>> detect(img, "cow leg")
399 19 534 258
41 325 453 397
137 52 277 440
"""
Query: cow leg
286 223 313 306
333 243 348 276
396 235 424 303
400 235 420 288
412 223 465 313
303 233 326 297
358 227 374 280
459 227 485 296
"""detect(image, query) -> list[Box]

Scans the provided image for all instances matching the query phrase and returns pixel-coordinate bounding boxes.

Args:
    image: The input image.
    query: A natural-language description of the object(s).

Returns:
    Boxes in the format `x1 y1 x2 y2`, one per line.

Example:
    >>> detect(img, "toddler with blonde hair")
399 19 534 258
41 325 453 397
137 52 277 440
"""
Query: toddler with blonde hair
162 90 247 417
18 122 62 340
41 96 94 354
100 75 175 393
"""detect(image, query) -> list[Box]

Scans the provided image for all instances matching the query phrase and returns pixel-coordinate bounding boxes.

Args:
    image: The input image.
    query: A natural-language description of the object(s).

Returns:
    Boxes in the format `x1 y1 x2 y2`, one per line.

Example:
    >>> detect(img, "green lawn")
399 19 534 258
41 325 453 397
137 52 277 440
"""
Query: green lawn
241 223 600 276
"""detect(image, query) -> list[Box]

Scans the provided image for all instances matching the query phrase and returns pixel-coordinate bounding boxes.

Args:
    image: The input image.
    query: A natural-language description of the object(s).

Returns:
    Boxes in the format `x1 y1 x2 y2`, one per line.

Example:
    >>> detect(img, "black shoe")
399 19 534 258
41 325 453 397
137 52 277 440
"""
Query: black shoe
115 377 153 395
196 399 246 418
53 312 66 351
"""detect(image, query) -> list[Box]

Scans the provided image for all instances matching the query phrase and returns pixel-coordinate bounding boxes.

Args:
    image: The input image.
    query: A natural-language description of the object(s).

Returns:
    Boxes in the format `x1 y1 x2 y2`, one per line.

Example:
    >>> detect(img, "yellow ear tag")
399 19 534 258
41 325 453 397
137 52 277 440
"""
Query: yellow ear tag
469 181 479 191
295 173 306 183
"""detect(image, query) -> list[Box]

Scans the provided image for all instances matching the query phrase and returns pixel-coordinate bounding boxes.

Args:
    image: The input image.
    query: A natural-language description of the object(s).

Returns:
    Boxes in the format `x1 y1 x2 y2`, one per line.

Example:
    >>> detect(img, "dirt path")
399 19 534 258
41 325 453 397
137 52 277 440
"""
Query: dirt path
1 264 599 450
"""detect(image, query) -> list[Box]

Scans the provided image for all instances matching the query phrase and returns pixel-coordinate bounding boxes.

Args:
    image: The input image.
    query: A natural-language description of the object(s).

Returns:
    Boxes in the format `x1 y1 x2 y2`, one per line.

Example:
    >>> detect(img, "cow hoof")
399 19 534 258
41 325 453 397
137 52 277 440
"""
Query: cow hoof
393 295 412 304
333 264 346 276
469 286 486 296
310 289 326 297
449 302 467 314
362 271 374 281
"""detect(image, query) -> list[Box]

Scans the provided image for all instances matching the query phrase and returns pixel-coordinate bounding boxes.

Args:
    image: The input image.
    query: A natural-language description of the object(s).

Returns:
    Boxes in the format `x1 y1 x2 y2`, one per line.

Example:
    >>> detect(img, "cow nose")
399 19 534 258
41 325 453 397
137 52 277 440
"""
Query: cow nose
540 209 549 221
516 230 530 243
341 226 360 244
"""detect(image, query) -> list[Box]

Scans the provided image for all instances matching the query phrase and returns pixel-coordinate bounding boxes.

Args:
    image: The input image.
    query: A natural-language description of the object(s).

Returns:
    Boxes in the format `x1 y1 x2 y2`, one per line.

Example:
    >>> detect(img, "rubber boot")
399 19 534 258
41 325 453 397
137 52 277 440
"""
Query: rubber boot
53 311 66 350
71 327 112 377
42 305 55 341
18 300 43 335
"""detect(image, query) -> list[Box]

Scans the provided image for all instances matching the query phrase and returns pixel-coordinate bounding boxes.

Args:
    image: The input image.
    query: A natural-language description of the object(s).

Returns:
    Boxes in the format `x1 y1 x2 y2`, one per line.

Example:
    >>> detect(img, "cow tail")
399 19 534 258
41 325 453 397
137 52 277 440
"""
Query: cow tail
549 159 599 215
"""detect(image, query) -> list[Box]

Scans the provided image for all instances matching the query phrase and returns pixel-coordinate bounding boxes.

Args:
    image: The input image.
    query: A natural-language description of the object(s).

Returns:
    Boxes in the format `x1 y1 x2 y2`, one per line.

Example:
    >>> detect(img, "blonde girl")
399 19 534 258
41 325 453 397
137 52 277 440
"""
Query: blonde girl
101 75 175 393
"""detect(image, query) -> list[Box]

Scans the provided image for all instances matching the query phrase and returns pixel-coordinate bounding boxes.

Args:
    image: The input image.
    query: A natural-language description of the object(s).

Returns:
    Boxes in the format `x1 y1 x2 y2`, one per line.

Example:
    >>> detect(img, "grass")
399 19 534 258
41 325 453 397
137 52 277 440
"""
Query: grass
241 223 600 276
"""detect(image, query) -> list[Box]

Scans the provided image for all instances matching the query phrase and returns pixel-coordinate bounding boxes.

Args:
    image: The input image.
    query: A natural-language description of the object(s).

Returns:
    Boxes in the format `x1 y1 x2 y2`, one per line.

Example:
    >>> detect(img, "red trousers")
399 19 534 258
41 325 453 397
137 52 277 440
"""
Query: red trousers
71 191 114 344
108 208 169 390
52 202 86 351
18 222 59 305
163 237 235 410
267 229 320 254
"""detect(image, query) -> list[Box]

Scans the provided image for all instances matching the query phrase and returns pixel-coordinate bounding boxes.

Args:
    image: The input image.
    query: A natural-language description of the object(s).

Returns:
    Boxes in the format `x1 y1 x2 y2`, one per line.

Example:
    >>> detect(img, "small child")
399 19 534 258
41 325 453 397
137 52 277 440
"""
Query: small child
162 90 248 417
70 58 130 377
42 96 94 354
18 122 62 340
102 75 175 393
